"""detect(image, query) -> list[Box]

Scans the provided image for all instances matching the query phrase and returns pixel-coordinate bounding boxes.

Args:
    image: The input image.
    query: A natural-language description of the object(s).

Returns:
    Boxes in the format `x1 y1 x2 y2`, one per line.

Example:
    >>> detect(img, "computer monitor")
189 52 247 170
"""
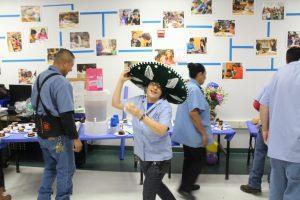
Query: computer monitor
9 84 32 105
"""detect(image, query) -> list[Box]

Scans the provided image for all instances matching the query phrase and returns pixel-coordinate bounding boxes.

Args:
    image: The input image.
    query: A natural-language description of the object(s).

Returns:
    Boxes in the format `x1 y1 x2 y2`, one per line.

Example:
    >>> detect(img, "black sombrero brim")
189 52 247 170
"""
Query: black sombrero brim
128 61 188 104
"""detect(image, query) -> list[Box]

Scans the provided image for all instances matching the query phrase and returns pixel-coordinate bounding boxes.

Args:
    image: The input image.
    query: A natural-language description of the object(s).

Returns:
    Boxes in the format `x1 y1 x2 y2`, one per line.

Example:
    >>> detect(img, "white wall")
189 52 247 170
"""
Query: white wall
1 0 299 148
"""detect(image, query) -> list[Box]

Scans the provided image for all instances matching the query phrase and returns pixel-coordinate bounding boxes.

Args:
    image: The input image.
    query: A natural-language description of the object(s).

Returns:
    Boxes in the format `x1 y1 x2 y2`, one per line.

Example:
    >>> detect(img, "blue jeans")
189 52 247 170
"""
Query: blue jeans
248 128 270 189
37 136 75 200
270 158 300 200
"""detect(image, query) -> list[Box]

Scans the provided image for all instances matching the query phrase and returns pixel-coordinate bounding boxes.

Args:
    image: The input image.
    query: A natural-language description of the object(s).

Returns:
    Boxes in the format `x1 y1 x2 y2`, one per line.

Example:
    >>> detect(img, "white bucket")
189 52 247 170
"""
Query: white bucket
84 121 108 135
84 90 110 122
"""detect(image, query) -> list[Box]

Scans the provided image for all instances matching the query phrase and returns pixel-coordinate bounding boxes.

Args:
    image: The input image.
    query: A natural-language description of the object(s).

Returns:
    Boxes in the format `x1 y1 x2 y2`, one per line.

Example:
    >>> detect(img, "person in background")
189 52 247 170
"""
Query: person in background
0 162 11 200
31 49 82 200
240 86 270 194
112 62 188 200
260 46 300 200
172 63 212 200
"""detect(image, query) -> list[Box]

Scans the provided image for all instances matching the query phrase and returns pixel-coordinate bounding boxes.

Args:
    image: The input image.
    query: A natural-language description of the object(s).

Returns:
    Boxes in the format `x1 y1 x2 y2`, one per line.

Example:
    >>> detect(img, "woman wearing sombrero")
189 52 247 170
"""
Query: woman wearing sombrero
112 62 188 200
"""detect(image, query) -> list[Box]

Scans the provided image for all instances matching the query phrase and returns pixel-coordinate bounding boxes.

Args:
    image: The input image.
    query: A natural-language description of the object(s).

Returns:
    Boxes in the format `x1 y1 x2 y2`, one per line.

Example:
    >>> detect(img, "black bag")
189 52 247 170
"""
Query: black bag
34 73 65 139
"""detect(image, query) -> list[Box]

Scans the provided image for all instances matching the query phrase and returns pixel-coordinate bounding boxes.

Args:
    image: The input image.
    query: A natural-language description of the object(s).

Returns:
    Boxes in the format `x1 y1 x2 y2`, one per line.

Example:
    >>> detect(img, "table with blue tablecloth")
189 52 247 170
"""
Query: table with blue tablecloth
0 123 236 180
245 121 259 165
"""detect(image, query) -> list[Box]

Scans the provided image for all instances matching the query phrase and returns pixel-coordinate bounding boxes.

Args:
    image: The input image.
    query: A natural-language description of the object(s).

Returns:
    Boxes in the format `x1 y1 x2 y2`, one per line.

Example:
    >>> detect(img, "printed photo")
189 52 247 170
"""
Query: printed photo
124 61 140 69
187 37 207 54
70 32 90 49
96 39 117 56
77 63 96 78
59 11 79 28
163 11 184 28
233 0 254 15
288 31 300 48
21 6 41 22
191 0 212 15
256 39 277 56
47 48 62 64
30 27 48 43
119 9 140 25
222 62 243 79
7 32 22 52
154 49 176 66
262 2 284 20
18 68 37 84
213 20 235 37
157 30 165 38
131 31 152 47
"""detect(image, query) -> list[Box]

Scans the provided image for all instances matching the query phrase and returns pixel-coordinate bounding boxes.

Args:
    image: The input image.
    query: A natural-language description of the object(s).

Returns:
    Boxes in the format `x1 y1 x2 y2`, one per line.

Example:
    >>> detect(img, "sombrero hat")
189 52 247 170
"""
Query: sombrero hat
128 61 188 104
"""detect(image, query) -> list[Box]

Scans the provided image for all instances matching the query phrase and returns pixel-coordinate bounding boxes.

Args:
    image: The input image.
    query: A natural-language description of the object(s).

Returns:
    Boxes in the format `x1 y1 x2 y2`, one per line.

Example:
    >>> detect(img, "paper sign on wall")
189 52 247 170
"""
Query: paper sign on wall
86 68 103 91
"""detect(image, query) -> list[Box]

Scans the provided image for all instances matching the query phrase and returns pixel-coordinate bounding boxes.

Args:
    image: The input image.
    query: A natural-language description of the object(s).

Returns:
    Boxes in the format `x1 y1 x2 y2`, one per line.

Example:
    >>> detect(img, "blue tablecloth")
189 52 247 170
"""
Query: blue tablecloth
245 121 259 137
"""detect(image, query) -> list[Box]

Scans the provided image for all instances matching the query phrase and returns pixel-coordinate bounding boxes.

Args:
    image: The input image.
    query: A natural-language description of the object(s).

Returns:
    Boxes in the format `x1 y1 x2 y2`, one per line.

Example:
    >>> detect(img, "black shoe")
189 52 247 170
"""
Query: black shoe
191 184 200 191
240 184 262 194
177 188 196 200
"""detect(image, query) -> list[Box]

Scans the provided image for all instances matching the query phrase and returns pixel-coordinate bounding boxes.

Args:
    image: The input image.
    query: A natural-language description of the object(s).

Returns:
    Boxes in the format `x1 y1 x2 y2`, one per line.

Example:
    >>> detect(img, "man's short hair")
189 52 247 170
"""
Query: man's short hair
54 49 75 64
286 46 300 64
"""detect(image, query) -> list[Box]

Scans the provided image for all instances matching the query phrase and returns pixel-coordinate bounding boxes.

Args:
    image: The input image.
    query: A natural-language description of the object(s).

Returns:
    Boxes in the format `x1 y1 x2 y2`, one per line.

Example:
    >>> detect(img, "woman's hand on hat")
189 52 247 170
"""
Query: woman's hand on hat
125 102 143 119
119 67 131 82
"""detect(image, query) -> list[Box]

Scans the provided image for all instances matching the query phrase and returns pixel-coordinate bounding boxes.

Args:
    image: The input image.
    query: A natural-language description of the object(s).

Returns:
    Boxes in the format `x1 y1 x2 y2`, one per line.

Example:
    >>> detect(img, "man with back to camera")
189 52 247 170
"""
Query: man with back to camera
240 47 300 195
259 46 300 200
31 49 82 200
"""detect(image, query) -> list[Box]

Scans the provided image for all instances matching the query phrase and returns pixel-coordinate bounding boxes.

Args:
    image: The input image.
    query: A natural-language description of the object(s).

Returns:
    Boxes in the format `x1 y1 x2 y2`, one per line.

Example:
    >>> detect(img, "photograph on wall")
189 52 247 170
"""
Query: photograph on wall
21 6 41 22
18 68 37 84
187 37 207 54
191 0 212 15
262 2 284 20
157 30 165 38
163 11 184 28
154 49 176 66
70 32 90 49
77 63 96 78
119 9 140 25
222 62 243 79
47 48 62 64
131 31 152 47
213 20 235 37
96 39 117 56
288 31 300 48
124 61 140 69
256 39 277 56
59 11 79 28
30 27 48 43
7 32 22 52
233 0 254 15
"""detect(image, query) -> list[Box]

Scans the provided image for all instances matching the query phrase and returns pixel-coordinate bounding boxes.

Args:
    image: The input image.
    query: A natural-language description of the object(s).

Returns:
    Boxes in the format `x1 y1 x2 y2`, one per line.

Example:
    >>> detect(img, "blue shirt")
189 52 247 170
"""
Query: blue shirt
254 86 268 102
172 79 213 148
31 66 74 117
260 61 300 163
125 95 172 161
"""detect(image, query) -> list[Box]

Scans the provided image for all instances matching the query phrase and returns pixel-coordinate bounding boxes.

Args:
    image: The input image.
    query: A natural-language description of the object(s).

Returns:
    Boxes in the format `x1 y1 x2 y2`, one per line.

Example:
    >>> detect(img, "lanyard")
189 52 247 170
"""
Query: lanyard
142 96 162 116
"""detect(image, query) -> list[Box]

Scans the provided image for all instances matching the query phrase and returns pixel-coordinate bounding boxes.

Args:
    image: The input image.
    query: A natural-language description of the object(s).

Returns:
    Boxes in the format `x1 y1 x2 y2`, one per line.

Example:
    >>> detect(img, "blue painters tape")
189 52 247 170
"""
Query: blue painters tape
71 50 95 54
80 11 117 15
246 68 277 72
232 46 254 49
0 36 5 39
186 25 212 29
229 38 233 61
0 14 20 18
2 59 46 63
59 32 62 47
267 21 271 37
118 49 153 53
270 58 274 69
102 14 105 38
286 13 300 16
142 20 161 24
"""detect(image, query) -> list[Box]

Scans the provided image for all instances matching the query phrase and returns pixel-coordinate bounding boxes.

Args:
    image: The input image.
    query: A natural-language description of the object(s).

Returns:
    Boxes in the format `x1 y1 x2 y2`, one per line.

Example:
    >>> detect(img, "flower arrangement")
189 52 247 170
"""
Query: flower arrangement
203 82 227 120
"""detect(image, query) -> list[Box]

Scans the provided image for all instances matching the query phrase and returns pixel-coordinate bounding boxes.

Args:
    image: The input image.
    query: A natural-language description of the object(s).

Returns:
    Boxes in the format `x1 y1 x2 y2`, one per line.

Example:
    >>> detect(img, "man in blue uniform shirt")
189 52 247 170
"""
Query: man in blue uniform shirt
260 46 300 200
31 49 82 200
